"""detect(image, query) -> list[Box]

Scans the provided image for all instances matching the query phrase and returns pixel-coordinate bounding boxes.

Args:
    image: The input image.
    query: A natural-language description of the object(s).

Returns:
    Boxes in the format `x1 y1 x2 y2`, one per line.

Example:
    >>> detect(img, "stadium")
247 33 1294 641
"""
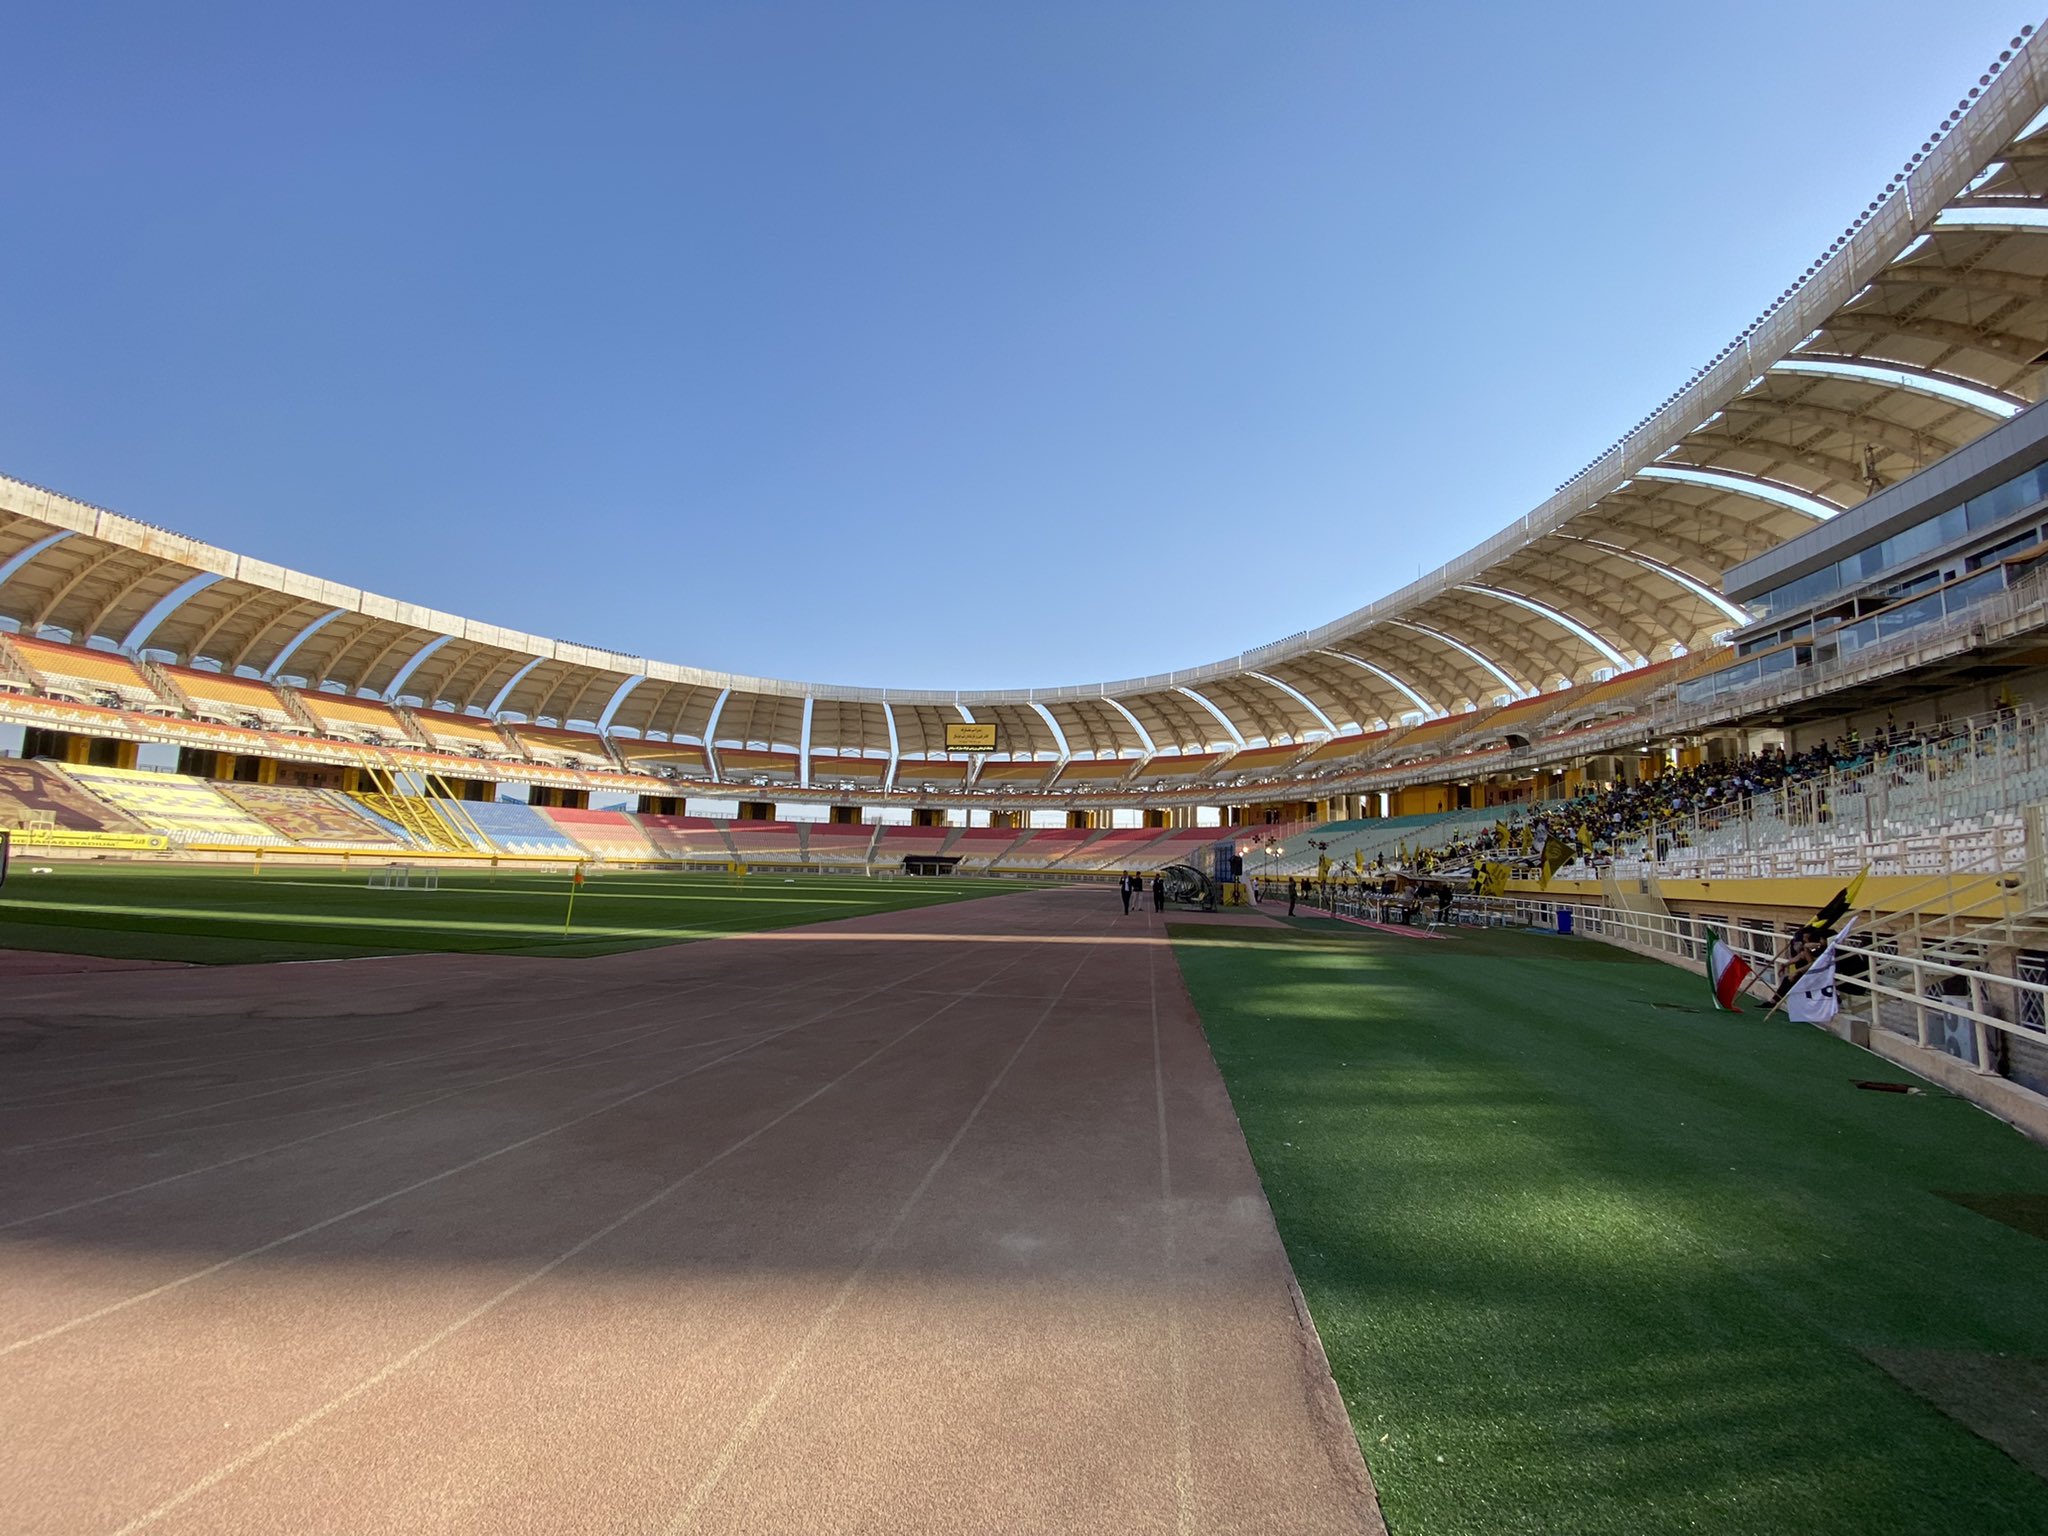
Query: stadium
7 15 2048 1536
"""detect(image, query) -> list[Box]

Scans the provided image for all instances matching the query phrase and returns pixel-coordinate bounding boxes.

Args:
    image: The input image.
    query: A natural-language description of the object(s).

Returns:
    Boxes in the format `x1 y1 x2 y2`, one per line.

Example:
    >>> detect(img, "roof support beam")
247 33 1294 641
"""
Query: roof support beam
1637 465 1842 521
1316 649 1439 716
383 635 453 702
0 531 73 597
1384 621 1528 697
122 572 222 653
1247 671 1337 737
263 608 347 681
1455 585 1631 670
1769 355 2025 418
1173 686 1246 749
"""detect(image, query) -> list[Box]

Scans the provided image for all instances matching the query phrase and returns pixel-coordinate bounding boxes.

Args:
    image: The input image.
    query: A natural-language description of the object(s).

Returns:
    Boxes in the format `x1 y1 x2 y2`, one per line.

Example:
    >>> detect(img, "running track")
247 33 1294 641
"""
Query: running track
1 886 1381 1534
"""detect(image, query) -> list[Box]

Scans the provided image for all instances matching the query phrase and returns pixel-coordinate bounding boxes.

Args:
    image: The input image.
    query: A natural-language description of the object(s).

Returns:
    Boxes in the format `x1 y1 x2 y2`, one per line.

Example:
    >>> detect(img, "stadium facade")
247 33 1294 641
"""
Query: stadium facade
3 29 2048 841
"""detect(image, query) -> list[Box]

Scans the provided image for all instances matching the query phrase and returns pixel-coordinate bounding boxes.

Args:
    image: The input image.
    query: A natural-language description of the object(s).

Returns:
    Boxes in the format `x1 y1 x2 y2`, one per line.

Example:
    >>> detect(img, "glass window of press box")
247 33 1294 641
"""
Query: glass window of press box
1745 458 2048 620
1678 458 2048 707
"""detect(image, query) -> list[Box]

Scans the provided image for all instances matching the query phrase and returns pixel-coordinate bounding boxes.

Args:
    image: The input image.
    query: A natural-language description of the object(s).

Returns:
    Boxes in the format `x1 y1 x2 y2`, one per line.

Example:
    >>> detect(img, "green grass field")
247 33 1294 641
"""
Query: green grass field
0 862 1040 963
1172 919 2048 1536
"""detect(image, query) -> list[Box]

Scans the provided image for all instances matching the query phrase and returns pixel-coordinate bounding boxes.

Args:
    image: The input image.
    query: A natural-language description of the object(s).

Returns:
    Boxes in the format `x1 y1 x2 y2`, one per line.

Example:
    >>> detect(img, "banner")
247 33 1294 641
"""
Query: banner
6 828 170 851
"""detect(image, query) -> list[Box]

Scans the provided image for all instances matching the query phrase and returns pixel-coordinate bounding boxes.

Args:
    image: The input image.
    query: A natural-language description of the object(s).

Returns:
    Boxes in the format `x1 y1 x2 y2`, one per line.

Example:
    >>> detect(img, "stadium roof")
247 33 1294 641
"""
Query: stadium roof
5 30 2048 771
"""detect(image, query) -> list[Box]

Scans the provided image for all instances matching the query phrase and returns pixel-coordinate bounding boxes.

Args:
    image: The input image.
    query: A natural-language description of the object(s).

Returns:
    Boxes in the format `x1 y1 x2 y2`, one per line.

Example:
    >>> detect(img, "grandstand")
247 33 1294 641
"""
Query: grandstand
15 28 2048 1536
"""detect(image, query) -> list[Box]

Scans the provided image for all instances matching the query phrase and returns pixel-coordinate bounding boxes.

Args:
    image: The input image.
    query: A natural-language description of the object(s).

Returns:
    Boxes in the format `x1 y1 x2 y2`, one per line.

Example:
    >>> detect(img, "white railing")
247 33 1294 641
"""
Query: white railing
1439 896 2048 1076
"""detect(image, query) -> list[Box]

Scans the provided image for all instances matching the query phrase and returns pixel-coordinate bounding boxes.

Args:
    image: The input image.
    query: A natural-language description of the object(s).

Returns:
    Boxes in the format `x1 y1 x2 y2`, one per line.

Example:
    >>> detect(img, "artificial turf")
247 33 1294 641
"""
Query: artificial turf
1170 920 2048 1536
0 862 1039 963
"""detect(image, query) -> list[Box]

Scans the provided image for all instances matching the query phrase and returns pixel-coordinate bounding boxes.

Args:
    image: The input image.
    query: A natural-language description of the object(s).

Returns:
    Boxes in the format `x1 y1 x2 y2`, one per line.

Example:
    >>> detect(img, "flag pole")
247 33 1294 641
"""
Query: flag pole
563 863 584 936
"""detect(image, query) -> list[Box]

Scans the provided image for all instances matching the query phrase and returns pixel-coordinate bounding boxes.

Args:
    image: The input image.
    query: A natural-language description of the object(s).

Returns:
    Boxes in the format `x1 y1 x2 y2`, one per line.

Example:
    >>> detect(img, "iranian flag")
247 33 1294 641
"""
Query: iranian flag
1705 928 1753 1012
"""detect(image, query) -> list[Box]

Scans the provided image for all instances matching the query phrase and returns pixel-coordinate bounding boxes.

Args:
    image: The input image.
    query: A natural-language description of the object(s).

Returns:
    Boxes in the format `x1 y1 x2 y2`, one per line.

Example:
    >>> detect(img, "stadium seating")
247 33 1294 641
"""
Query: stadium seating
725 820 803 861
718 748 801 782
1051 757 1138 786
215 783 409 848
611 738 710 776
458 799 587 856
975 759 1057 785
0 760 146 832
542 807 656 860
508 724 615 772
1140 753 1221 781
1003 828 1095 867
60 766 283 843
164 665 302 731
873 826 952 863
294 689 415 744
410 708 518 759
8 635 175 713
805 823 880 865
809 755 890 785
637 815 737 861
893 757 970 786
1213 743 1309 778
948 827 1025 868
1056 828 1164 871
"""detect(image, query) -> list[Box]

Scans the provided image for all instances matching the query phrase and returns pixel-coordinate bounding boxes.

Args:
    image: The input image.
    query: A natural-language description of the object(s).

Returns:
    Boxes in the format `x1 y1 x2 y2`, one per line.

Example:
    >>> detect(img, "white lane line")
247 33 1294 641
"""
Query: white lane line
1150 919 1198 1536
662 941 1100 1534
98 942 1047 1536
2 946 979 1358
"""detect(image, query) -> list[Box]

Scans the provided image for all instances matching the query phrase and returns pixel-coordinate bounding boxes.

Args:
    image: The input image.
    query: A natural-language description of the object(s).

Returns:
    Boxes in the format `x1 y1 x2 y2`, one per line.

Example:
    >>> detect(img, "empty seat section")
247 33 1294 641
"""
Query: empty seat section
1213 743 1307 778
949 827 1024 868
542 807 655 859
726 821 803 861
1302 728 1396 767
1136 753 1219 783
975 759 1056 786
1059 829 1164 871
164 666 300 730
809 755 890 786
460 799 586 855
1006 828 1094 866
718 748 801 783
9 636 174 712
893 758 969 786
0 760 145 832
874 826 951 861
60 766 283 842
295 690 413 744
412 708 517 757
216 783 409 848
806 824 878 864
510 725 615 771
613 740 710 776
1052 758 1138 786
637 816 734 861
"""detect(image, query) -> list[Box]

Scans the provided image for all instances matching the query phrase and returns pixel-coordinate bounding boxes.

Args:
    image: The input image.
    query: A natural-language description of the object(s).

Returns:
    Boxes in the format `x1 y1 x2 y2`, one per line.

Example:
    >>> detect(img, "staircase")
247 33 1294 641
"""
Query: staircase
274 685 325 735
352 791 471 853
134 656 194 714
0 633 48 692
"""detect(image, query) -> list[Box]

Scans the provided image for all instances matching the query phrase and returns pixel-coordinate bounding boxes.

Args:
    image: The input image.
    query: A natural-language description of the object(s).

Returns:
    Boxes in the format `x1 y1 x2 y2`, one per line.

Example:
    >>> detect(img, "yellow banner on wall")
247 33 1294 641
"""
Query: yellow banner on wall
5 828 170 851
944 723 998 751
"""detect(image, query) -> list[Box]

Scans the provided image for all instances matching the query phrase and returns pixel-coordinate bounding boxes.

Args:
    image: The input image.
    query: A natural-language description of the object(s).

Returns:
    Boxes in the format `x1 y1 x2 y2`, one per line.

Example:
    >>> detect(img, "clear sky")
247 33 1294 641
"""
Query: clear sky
0 2 2028 690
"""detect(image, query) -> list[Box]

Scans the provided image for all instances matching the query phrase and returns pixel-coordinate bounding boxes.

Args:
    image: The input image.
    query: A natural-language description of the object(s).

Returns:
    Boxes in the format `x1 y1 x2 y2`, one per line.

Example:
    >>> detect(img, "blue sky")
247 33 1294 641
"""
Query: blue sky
0 2 2027 690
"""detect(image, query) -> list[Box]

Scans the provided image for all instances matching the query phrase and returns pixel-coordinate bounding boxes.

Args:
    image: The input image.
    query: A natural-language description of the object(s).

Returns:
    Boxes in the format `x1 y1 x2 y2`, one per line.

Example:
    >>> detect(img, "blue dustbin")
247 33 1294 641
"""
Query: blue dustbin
1556 907 1573 936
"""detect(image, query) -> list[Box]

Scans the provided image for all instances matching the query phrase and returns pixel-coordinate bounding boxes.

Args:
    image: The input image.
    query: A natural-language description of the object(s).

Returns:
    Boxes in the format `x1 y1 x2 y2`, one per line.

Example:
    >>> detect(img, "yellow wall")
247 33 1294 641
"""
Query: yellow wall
1393 785 1449 816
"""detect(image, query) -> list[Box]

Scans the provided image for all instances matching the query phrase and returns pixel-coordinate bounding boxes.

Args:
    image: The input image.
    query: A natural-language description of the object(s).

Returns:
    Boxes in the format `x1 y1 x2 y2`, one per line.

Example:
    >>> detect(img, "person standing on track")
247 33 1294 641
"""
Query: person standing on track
1287 878 1298 917
1119 873 1134 915
1152 873 1165 912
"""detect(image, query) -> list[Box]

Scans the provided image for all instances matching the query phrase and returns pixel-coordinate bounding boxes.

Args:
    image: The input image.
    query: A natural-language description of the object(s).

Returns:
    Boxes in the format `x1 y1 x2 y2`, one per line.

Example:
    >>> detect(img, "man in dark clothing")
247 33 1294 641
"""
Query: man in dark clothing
1119 874 1133 915
1152 874 1165 912
1287 879 1298 916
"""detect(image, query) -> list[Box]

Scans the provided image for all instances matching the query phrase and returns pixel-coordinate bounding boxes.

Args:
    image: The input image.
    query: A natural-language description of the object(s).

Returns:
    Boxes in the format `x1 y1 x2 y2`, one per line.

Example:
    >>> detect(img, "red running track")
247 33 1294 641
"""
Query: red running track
0 885 1381 1535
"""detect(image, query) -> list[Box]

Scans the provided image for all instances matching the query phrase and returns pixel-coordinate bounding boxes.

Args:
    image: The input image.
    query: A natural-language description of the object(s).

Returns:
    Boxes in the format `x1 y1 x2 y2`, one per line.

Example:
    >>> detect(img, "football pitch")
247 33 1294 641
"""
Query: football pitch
0 862 1050 964
1174 919 2048 1535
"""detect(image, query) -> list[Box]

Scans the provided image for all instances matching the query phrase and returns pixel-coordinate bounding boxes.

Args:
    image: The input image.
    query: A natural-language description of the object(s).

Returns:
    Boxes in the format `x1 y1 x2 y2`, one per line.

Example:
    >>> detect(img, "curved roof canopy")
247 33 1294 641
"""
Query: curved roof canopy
5 31 2048 767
